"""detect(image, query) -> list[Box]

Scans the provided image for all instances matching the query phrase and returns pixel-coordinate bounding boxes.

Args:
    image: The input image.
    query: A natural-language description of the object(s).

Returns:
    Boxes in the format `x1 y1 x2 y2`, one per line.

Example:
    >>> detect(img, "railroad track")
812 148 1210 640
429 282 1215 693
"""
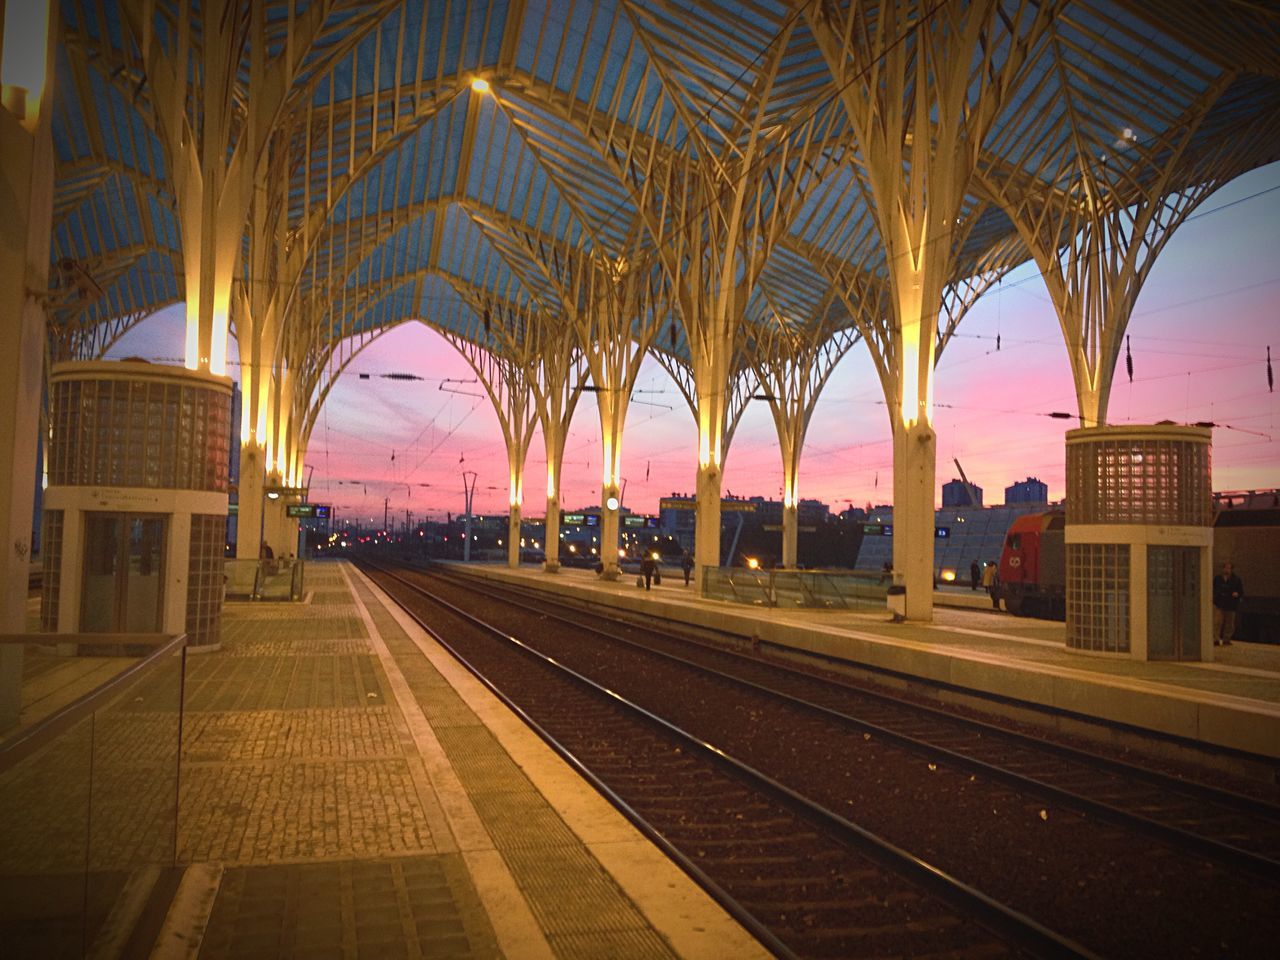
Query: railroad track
426 562 1280 879
361 560 1092 959
364 560 1280 957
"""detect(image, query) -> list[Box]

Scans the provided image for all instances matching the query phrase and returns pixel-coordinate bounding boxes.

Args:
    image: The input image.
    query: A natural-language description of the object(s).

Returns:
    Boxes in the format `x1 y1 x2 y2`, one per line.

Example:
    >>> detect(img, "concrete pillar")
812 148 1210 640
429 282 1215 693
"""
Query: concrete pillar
779 435 803 569
593 391 627 581
600 481 622 580
543 492 561 572
236 442 266 559
262 492 292 559
0 0 56 728
542 425 567 573
781 502 799 569
694 462 723 575
892 419 937 621
507 503 521 569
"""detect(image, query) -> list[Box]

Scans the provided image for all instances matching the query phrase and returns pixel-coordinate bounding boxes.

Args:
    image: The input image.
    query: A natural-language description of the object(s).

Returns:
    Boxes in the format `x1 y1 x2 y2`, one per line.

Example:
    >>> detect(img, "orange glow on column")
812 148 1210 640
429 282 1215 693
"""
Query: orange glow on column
901 319 921 427
783 479 797 509
210 299 229 376
184 302 200 370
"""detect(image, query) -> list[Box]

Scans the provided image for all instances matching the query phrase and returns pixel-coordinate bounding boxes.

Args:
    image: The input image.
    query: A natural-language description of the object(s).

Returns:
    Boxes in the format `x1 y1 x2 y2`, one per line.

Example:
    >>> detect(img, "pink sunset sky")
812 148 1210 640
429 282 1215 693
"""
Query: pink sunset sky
109 163 1280 525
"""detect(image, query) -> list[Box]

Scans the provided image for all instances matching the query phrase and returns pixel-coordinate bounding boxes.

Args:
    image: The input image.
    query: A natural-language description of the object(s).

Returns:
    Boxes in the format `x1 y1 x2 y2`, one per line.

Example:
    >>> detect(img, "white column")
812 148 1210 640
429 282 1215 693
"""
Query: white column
694 462 722 576
781 502 799 569
507 503 521 569
542 426 566 573
892 419 937 621
600 481 622 580
0 0 56 727
236 442 266 559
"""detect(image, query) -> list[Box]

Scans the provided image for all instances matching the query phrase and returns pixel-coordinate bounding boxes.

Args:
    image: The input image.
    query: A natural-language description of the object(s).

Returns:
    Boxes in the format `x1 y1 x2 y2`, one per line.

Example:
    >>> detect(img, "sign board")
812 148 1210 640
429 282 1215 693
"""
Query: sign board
561 512 586 525
623 515 646 527
584 514 599 527
287 504 332 519
935 527 950 539
863 523 893 536
659 499 756 513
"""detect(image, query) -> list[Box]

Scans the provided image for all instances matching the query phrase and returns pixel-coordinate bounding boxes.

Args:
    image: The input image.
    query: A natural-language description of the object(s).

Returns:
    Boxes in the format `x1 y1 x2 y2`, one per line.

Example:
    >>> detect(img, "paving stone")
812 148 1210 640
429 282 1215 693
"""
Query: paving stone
200 856 500 960
181 708 405 763
183 655 386 711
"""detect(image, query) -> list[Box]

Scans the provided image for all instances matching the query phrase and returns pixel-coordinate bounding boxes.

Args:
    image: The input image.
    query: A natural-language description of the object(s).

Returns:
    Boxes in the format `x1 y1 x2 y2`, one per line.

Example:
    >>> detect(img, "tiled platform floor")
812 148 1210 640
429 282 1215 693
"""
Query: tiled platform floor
157 560 764 959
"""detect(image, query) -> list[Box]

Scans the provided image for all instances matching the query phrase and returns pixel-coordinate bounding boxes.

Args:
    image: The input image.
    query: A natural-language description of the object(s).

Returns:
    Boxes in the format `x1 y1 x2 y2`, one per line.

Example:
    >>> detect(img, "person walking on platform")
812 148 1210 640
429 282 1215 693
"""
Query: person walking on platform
681 550 694 586
1213 562 1244 645
640 553 656 591
969 560 980 591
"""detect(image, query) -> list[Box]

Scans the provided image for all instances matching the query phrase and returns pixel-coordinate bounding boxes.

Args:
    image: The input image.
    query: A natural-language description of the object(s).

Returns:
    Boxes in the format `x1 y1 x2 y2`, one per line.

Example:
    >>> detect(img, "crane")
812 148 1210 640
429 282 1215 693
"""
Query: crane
953 459 981 507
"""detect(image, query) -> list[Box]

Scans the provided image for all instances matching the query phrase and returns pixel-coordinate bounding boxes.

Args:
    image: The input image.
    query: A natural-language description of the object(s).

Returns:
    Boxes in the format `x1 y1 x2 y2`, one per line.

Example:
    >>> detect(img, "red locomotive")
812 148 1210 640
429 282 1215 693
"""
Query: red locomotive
996 511 1066 619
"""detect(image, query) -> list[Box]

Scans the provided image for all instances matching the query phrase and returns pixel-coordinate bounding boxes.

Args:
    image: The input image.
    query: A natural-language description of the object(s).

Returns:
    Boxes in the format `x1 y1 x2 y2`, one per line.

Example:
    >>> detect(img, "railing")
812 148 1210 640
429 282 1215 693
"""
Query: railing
0 633 187 957
224 557 306 601
701 567 890 610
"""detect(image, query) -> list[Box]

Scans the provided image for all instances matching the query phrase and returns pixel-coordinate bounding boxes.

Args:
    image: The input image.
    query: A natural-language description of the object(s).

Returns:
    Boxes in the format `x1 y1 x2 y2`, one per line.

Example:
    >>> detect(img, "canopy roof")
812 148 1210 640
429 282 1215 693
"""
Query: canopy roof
47 1 1280 374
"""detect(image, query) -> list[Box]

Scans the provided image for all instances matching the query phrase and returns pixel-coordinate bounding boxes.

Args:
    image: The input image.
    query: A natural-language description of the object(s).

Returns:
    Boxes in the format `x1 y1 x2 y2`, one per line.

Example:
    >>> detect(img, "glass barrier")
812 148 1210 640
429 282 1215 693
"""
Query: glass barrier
0 634 186 958
223 557 306 601
701 567 889 610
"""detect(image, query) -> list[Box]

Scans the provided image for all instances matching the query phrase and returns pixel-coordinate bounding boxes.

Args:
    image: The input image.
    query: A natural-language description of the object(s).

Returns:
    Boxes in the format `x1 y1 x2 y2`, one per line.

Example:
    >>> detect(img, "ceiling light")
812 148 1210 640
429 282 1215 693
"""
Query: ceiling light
470 77 491 94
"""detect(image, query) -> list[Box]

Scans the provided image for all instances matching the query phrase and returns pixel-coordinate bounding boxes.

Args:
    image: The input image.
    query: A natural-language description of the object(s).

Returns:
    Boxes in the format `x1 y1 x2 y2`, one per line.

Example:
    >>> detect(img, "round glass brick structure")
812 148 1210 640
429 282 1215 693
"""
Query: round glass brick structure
42 361 232 648
1064 424 1213 660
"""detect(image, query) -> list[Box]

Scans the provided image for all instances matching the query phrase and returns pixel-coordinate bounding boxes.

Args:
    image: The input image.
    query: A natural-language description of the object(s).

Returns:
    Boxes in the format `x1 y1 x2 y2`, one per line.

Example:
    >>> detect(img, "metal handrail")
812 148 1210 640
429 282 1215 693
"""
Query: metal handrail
0 633 187 775
702 567 889 610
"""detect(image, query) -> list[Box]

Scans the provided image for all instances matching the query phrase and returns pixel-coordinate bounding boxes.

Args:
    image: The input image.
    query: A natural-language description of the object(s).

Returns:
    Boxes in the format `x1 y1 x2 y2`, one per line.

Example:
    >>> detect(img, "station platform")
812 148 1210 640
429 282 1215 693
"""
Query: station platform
147 559 765 959
8 564 768 958
454 562 1280 763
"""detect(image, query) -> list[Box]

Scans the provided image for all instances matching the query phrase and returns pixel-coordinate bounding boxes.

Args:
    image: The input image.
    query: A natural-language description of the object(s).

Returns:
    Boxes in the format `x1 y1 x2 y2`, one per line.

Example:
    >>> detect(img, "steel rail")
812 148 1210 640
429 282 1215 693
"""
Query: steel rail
418 564 1280 881
363 560 1098 960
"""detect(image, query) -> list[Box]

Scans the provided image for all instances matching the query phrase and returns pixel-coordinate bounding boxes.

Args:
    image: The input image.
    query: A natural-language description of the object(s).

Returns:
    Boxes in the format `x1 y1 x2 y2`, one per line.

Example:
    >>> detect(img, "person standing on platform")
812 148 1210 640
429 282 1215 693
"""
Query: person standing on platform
969 560 980 591
640 553 656 591
1213 562 1244 646
681 550 694 586
982 561 999 610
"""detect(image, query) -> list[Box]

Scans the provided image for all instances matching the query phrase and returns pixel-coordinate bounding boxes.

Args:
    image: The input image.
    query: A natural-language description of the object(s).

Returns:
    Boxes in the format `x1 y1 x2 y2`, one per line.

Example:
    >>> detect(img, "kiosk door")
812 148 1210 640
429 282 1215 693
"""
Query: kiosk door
1147 545 1200 660
81 514 166 633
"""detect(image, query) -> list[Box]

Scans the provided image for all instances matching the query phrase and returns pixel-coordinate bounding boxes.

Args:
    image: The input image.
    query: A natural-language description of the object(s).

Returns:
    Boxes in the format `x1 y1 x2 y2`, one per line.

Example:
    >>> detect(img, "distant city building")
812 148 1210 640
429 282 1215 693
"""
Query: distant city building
942 478 983 507
1005 476 1049 504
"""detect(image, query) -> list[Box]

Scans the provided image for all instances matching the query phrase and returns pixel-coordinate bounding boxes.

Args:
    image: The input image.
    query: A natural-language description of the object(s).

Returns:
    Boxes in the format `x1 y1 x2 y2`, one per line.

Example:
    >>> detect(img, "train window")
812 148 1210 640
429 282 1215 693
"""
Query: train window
1008 533 1022 549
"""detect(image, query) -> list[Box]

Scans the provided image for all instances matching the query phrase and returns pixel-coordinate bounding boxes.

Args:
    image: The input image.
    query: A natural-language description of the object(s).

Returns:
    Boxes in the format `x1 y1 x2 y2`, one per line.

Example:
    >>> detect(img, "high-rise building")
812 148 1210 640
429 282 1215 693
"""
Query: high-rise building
1005 476 1049 504
942 478 983 507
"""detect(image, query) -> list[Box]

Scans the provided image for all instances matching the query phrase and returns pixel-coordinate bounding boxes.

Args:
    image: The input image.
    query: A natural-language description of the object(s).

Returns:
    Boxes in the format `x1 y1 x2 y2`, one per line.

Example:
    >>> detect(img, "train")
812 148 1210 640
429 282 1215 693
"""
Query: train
995 490 1280 642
